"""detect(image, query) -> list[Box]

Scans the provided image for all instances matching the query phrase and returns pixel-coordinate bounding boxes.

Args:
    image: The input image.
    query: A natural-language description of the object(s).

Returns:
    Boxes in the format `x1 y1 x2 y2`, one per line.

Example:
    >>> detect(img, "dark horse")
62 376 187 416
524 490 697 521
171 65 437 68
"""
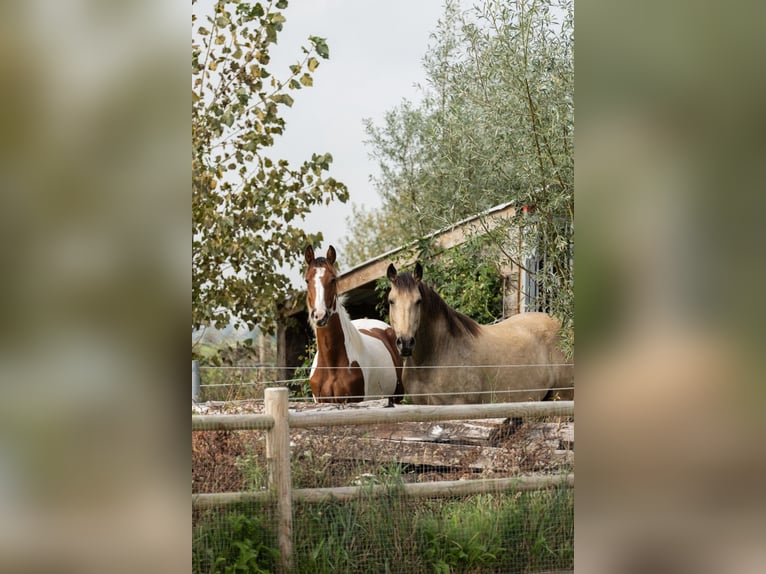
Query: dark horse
386 262 573 405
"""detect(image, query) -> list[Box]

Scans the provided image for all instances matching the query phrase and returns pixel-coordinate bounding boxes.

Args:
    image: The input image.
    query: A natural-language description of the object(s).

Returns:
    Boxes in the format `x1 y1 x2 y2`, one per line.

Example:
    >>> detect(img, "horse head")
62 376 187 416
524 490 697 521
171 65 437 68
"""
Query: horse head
304 245 339 328
386 261 424 357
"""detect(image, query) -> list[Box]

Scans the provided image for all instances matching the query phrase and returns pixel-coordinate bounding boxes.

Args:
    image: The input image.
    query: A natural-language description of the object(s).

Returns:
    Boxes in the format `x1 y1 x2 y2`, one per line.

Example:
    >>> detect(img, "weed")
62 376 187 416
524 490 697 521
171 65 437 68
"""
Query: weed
193 511 279 574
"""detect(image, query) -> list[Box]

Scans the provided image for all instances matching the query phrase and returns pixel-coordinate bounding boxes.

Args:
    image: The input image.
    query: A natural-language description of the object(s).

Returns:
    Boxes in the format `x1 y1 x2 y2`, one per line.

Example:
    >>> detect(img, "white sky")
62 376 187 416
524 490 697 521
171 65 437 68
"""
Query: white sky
265 1 445 277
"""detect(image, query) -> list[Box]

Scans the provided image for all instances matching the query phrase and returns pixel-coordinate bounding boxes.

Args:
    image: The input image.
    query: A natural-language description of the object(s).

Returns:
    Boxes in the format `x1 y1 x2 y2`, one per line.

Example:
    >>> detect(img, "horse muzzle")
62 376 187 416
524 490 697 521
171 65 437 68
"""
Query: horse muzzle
396 336 415 357
311 307 331 327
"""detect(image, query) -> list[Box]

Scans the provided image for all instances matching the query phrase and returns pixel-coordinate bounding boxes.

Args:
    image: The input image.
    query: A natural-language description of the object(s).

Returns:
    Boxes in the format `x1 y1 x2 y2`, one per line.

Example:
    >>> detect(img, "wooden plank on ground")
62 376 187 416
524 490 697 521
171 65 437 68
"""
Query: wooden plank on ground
328 436 575 472
338 437 507 471
359 420 574 449
360 420 507 446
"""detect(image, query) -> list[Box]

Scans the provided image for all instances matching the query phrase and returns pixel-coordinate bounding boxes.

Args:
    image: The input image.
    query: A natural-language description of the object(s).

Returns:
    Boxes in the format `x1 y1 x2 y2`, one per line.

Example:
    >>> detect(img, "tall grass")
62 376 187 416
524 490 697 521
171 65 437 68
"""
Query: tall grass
193 504 279 574
192 483 573 574
196 366 279 402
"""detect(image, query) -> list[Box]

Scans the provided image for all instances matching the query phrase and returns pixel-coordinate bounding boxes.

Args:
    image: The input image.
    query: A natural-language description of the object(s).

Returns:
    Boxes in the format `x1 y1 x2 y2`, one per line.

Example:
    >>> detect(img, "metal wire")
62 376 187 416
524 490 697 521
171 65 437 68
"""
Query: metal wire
194 386 575 402
198 362 573 370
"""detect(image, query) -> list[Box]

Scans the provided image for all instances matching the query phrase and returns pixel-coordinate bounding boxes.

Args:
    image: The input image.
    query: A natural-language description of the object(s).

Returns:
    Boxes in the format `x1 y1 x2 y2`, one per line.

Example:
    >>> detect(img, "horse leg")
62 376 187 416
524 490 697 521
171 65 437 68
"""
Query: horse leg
392 378 405 405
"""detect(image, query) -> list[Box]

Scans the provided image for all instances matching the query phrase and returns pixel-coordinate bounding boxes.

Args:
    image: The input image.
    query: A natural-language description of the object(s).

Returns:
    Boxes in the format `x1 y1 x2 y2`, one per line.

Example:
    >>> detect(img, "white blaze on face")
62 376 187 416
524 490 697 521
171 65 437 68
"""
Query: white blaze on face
312 267 327 323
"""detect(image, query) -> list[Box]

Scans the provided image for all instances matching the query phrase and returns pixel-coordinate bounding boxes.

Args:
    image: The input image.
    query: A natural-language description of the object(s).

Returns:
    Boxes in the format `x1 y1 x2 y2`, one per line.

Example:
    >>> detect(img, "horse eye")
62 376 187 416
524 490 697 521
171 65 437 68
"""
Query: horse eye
388 299 394 306
416 299 422 305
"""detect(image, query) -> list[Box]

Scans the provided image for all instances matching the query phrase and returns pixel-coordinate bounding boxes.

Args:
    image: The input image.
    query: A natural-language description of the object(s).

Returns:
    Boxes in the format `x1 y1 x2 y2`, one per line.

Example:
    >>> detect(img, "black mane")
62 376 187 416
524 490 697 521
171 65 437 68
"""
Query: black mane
393 272 480 338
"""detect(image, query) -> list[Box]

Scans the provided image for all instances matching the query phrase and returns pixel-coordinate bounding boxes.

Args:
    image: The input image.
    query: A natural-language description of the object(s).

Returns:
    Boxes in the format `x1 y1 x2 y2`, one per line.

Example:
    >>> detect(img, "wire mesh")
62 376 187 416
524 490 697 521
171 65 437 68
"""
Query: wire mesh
192 391 573 574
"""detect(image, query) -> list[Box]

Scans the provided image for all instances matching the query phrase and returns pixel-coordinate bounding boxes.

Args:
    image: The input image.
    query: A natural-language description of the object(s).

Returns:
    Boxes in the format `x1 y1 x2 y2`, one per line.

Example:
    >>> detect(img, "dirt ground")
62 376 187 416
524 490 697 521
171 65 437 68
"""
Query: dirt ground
192 399 573 493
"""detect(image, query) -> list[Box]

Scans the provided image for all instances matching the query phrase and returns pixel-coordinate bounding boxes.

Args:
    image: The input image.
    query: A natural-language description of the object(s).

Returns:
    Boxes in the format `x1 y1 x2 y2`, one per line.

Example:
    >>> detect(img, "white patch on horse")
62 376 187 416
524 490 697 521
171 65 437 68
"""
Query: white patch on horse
335 303 398 398
312 267 326 321
309 353 319 402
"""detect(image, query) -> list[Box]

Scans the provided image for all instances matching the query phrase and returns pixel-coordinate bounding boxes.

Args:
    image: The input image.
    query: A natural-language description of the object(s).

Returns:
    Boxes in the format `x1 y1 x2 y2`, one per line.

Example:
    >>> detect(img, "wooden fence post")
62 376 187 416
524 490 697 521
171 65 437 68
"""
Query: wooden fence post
265 387 293 572
192 360 200 402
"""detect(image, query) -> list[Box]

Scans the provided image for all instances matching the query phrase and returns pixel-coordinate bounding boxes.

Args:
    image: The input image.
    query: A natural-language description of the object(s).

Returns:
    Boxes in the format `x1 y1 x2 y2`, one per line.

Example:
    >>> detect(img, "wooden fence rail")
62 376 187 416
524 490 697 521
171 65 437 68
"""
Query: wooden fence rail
193 473 574 508
192 388 574 573
191 399 573 431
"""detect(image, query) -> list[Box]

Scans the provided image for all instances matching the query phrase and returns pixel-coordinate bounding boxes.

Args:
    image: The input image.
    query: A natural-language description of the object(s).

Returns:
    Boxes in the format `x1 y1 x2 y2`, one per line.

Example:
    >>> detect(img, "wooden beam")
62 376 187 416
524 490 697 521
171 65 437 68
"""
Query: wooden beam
289 401 573 429
337 202 517 294
192 473 574 507
191 401 573 431
192 414 274 431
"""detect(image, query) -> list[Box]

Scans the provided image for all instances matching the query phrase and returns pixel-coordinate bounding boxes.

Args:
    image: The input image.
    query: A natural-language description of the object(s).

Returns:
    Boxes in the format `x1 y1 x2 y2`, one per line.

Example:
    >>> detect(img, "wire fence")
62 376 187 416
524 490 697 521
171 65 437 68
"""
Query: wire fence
194 363 574 404
192 384 574 574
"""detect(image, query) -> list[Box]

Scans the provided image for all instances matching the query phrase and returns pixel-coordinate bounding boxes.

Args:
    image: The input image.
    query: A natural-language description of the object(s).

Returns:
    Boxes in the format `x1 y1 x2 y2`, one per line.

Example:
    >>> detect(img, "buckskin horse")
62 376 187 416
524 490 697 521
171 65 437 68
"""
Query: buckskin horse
304 245 404 405
386 262 573 405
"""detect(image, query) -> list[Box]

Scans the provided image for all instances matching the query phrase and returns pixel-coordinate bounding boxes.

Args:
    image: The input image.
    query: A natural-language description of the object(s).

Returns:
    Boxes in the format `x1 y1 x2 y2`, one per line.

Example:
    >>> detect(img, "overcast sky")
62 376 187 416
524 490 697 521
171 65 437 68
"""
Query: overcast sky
266 1 445 277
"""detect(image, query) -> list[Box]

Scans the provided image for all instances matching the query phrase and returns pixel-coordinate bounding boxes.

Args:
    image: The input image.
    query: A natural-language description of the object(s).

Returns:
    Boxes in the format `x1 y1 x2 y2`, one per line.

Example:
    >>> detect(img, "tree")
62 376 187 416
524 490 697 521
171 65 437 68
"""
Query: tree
343 0 573 350
192 0 348 337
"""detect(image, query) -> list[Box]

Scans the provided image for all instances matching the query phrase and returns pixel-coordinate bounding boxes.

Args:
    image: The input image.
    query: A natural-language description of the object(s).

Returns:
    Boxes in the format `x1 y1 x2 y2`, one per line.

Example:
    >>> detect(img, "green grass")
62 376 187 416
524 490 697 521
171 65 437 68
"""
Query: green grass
192 483 573 574
193 505 279 574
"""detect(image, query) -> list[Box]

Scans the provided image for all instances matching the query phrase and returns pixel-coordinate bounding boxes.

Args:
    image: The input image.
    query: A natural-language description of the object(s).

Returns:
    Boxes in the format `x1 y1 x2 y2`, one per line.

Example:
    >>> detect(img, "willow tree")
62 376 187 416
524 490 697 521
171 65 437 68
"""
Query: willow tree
192 0 348 336
344 0 573 349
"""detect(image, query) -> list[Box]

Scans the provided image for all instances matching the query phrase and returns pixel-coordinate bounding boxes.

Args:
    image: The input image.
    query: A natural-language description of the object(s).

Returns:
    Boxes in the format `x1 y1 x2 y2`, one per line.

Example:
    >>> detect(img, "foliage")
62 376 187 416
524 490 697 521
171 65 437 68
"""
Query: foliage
193 511 279 574
193 485 574 573
375 235 504 325
195 366 278 402
193 425 573 572
289 335 316 398
497 487 575 572
419 496 505 573
343 0 573 348
418 237 505 324
193 331 278 400
193 0 349 335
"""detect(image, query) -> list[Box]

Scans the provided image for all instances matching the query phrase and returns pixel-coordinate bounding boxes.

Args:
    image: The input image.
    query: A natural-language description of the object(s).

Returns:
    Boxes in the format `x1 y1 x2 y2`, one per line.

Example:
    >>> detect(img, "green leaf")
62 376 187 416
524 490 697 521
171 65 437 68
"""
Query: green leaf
270 94 294 107
309 36 329 59
192 0 351 339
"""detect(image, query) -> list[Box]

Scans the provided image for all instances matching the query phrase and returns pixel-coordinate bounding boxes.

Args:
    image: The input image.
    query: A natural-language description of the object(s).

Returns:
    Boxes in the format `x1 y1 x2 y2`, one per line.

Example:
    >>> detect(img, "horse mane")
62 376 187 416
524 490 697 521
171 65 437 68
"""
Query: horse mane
394 272 481 338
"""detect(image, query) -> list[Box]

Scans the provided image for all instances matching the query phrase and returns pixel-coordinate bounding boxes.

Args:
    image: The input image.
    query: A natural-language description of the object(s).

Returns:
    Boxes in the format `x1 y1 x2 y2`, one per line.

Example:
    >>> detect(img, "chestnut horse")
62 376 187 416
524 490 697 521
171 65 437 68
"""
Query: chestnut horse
304 245 404 404
386 262 573 405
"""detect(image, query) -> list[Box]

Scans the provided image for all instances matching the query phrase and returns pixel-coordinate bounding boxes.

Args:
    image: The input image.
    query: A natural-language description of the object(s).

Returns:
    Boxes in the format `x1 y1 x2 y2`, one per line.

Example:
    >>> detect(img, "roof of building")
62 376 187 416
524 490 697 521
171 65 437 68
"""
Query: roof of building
283 201 519 318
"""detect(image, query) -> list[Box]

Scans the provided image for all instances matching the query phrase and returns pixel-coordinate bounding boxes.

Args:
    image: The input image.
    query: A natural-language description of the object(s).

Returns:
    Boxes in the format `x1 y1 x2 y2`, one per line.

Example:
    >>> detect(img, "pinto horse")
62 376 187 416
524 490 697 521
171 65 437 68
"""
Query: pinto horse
304 245 404 404
386 262 573 405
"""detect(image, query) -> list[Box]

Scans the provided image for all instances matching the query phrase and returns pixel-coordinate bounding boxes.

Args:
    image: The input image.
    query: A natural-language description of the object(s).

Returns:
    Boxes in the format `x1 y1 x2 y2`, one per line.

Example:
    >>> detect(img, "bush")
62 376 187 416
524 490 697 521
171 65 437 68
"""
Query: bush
193 510 279 574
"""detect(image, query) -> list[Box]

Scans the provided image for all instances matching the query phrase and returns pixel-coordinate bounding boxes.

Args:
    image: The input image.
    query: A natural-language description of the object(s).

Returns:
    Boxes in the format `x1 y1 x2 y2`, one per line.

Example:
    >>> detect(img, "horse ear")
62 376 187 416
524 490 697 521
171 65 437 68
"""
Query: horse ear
304 245 315 264
414 261 423 281
386 263 397 282
326 245 337 265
